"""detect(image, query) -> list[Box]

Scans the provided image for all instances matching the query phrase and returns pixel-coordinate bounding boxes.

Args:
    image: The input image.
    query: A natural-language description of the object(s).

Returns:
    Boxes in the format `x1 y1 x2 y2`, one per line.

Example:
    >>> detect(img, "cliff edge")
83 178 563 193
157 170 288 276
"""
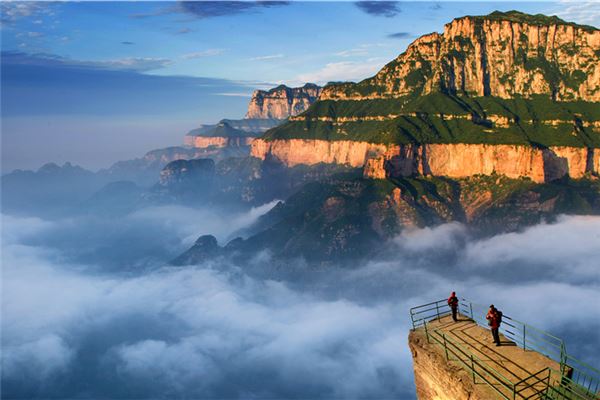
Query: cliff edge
245 83 322 119
253 11 600 183
409 314 561 399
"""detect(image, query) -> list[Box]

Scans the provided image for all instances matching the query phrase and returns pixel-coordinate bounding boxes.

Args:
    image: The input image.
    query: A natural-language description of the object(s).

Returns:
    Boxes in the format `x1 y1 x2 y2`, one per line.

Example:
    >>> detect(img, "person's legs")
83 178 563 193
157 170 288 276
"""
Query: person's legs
452 307 457 321
492 329 500 345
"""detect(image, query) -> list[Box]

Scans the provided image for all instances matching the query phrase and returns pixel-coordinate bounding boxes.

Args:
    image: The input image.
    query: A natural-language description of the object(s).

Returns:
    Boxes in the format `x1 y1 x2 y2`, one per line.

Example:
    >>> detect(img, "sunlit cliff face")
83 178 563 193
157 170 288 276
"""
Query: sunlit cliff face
251 140 600 182
2 208 599 399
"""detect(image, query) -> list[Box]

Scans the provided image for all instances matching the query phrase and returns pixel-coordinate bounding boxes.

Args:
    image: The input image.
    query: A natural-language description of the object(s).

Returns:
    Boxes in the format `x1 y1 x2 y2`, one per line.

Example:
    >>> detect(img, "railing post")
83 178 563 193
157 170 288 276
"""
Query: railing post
559 343 567 375
523 325 526 350
436 302 440 320
469 302 473 320
442 333 449 360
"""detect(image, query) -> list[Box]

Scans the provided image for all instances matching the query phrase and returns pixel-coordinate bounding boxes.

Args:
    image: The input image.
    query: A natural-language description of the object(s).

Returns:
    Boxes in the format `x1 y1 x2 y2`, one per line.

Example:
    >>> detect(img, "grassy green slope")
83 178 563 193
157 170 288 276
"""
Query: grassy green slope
263 93 600 147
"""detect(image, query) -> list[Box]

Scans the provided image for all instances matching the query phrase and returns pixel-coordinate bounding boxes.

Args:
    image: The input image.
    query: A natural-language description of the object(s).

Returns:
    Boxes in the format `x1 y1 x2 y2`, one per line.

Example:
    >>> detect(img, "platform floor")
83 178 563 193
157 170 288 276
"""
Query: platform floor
425 314 561 398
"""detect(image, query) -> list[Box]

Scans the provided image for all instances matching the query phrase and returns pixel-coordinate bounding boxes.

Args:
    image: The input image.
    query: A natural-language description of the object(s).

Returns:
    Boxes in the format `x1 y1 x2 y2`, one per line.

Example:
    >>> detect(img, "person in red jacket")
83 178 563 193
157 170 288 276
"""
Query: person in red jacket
486 305 501 346
447 292 459 322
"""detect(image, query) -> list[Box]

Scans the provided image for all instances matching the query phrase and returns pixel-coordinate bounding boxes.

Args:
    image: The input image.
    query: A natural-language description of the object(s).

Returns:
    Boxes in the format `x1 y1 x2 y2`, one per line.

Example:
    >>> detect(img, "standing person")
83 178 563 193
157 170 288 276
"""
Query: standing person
486 305 501 346
447 292 459 322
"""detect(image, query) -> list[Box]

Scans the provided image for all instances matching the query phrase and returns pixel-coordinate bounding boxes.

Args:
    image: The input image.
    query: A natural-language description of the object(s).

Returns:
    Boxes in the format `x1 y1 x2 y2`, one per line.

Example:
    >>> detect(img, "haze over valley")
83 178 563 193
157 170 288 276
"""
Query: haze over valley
2 2 599 399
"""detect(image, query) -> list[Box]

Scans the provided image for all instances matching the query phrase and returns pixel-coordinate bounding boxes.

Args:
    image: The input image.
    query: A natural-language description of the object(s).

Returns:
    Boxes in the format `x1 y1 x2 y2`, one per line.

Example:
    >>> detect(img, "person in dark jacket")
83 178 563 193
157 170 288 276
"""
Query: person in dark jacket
447 292 459 322
486 305 501 346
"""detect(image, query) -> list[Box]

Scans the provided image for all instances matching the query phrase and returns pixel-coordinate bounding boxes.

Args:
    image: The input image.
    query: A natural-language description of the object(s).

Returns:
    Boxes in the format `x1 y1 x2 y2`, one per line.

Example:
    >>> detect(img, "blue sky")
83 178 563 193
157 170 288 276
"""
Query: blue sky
2 1 599 171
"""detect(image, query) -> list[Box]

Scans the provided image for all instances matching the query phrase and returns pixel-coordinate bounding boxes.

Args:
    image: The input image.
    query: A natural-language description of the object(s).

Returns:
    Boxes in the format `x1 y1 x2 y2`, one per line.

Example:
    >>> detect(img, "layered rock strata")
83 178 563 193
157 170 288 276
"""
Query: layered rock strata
251 138 599 182
322 11 600 101
246 83 322 119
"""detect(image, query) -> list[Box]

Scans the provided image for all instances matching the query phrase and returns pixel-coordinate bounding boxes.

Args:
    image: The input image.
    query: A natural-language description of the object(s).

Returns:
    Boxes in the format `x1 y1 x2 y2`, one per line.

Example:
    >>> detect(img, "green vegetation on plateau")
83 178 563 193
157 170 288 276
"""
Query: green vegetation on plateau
261 10 599 148
468 10 597 32
232 173 600 261
263 92 600 148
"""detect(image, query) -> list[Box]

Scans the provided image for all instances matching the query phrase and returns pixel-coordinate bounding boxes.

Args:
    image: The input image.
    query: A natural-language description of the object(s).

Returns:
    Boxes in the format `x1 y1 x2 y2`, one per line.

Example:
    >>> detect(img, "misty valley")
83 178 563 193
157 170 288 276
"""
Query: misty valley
2 3 599 400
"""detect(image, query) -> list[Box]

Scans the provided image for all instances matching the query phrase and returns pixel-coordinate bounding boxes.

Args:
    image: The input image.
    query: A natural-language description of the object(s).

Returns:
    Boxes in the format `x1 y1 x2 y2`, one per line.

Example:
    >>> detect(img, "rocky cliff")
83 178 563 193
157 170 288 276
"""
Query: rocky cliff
245 83 322 119
321 11 599 101
255 11 599 182
174 172 600 263
186 83 321 150
251 139 599 182
408 329 496 399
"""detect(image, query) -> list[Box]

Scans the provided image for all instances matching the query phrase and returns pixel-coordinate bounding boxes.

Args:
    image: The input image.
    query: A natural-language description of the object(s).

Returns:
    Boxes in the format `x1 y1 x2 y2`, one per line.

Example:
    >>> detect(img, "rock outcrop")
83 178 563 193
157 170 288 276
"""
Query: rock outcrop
256 11 599 182
321 11 600 101
245 83 322 119
186 84 321 150
174 170 600 263
251 138 599 183
409 329 496 399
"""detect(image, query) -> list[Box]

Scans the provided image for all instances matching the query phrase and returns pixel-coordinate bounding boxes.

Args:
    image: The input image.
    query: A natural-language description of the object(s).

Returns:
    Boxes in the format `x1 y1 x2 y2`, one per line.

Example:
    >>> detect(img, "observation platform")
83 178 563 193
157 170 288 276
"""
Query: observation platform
409 299 599 400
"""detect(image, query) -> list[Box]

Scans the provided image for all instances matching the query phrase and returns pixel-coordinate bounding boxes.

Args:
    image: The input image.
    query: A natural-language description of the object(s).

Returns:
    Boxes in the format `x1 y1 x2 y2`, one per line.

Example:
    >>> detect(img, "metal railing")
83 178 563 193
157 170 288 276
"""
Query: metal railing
425 323 552 400
546 369 600 400
409 298 600 400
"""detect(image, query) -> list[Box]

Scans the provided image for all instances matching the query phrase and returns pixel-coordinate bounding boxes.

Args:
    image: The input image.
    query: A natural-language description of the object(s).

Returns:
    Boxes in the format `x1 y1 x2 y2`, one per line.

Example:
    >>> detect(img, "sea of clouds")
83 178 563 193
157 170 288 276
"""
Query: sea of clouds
2 205 599 399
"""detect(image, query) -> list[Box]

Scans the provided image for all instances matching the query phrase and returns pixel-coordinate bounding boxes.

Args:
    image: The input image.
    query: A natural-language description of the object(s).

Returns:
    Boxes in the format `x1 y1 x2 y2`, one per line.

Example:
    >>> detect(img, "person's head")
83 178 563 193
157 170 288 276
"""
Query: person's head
489 304 495 310
451 291 456 296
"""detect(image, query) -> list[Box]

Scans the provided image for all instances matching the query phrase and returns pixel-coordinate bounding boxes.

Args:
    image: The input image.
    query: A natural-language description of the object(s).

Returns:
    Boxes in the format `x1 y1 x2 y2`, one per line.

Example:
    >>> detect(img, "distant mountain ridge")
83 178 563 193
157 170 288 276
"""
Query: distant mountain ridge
245 83 322 119
185 83 322 150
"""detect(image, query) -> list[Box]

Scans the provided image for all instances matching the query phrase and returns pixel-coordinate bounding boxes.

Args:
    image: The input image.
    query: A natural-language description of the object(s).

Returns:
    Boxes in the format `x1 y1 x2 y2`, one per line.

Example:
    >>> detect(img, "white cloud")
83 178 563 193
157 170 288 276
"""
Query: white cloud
249 54 284 61
462 215 600 281
94 57 173 71
2 334 74 381
396 222 466 252
10 52 173 72
213 92 253 97
181 49 225 59
335 48 370 57
296 60 384 85
335 43 387 58
553 1 600 25
2 212 599 398
1 2 50 23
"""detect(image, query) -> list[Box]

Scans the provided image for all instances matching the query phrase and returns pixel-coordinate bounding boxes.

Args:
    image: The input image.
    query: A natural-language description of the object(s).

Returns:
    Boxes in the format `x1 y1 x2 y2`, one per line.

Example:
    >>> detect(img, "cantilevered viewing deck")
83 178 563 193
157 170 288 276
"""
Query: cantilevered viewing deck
408 299 599 400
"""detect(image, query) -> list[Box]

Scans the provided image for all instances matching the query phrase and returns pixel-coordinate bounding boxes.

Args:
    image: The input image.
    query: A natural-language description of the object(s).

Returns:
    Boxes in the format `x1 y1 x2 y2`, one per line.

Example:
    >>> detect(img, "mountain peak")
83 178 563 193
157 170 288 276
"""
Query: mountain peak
453 10 597 31
319 10 599 102
245 83 322 119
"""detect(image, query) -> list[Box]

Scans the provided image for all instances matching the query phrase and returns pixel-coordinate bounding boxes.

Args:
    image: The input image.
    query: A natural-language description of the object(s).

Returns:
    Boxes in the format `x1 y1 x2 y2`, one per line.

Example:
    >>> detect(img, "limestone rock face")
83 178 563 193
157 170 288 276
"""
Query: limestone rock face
321 11 600 101
245 83 322 119
251 138 598 183
409 330 495 399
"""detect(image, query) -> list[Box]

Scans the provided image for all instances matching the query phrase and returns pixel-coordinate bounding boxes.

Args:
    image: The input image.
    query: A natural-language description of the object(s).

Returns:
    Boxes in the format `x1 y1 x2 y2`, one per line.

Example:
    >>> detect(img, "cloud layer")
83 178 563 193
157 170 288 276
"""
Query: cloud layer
2 211 599 398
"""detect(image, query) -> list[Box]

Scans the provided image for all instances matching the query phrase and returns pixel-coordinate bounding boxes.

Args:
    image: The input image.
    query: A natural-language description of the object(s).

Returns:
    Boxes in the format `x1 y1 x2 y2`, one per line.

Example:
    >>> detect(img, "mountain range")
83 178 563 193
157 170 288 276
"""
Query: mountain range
3 10 599 263
252 11 599 183
176 10 600 263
